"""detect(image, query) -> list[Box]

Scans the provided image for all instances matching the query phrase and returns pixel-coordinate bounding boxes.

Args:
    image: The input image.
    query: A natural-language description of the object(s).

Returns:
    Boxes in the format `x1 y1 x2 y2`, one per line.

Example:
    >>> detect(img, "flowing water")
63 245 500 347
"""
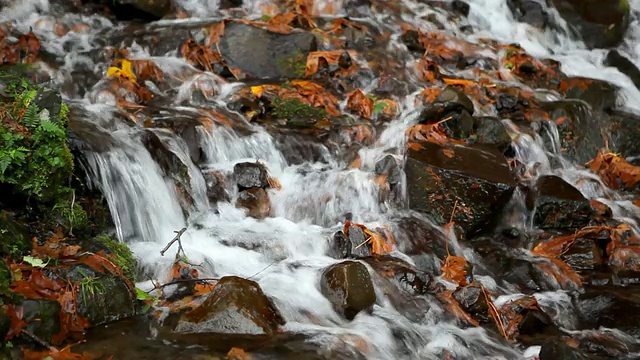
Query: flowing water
2 0 640 359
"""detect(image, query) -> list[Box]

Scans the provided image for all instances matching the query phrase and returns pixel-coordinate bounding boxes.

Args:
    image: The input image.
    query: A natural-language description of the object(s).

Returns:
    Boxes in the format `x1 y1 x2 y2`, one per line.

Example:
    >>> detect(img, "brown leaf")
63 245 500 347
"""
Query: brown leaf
441 256 469 286
346 89 374 119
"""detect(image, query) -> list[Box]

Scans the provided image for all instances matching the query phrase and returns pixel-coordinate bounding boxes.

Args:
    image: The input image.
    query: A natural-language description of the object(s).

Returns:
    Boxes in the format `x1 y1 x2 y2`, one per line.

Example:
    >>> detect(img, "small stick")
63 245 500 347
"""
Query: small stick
21 328 52 350
160 228 187 256
146 277 220 293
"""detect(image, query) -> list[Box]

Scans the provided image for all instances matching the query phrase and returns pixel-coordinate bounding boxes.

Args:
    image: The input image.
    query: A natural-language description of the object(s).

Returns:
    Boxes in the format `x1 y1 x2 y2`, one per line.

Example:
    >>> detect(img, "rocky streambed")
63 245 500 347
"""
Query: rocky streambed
2 0 640 359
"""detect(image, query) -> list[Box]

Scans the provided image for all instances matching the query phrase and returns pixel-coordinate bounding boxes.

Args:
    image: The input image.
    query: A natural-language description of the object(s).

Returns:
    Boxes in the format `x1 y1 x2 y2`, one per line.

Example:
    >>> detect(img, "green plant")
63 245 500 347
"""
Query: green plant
51 195 89 234
95 236 136 282
271 97 328 121
0 76 73 201
276 50 307 78
77 269 106 300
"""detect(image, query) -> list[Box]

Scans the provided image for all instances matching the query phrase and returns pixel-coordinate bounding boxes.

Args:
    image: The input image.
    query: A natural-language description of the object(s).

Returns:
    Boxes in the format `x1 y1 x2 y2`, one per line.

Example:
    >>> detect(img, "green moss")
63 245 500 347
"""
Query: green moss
276 50 307 78
51 198 89 234
271 97 328 122
0 75 73 201
95 236 136 282
619 0 630 13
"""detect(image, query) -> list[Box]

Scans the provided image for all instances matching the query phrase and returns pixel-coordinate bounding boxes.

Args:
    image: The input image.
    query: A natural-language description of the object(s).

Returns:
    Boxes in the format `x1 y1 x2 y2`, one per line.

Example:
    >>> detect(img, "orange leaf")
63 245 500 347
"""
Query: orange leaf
441 256 469 286
346 89 374 119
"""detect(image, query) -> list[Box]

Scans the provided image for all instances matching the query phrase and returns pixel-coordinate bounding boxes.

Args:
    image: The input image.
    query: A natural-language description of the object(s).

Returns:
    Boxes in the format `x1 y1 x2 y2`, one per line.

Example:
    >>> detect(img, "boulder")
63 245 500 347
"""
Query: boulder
562 236 605 271
392 216 448 259
330 225 371 259
374 155 402 188
233 162 269 190
541 100 607 165
61 264 136 326
605 50 640 91
405 141 516 234
507 0 548 28
453 284 490 322
550 0 630 48
608 110 640 160
114 0 172 19
236 187 271 219
539 338 593 360
219 22 317 80
577 286 640 337
175 276 285 335
562 77 618 112
440 115 511 152
498 296 555 339
20 299 61 343
202 170 230 204
320 261 376 320
527 175 593 229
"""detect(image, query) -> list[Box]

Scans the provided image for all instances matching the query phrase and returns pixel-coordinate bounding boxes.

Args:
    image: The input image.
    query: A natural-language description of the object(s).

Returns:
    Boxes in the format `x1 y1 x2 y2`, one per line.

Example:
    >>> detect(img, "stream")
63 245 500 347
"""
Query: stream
3 0 640 359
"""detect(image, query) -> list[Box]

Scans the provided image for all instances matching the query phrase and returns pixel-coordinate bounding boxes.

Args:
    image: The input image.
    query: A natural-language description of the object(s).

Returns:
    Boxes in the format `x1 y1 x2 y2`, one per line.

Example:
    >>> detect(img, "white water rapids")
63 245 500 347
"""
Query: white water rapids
3 0 640 358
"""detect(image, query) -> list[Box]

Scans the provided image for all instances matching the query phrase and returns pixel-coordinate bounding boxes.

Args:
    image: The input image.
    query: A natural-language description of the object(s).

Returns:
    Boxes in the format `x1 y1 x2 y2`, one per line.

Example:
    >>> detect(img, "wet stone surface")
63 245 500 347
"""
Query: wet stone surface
175 276 285 335
405 141 516 234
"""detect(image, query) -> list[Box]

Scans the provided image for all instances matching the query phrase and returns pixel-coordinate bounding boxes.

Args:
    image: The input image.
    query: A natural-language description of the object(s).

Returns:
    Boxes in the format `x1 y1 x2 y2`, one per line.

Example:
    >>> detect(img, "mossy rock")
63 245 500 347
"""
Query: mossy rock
271 97 329 126
50 199 89 234
94 236 137 283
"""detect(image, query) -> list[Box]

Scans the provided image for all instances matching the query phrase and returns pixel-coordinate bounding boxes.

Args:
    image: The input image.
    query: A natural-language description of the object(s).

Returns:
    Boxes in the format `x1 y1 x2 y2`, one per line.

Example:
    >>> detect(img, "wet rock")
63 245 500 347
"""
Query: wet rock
374 155 402 188
220 0 243 9
219 22 317 80
507 0 548 28
608 110 640 159
453 284 489 322
550 0 630 48
605 50 640 91
21 299 61 343
234 162 269 190
142 130 189 179
147 114 203 164
405 141 516 234
331 226 371 259
527 175 593 229
435 85 475 115
202 170 230 204
113 0 172 19
562 236 605 271
578 286 640 337
236 187 271 219
421 1 470 17
441 116 511 152
175 276 285 335
393 216 448 259
417 86 475 128
320 261 376 320
562 77 618 112
539 338 593 360
499 296 554 339
61 264 136 326
541 100 607 165
33 87 62 122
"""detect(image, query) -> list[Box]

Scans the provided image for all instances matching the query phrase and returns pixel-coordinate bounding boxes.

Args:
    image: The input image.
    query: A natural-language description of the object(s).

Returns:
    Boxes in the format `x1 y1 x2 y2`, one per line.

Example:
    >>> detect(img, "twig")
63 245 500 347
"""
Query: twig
445 199 459 257
145 277 220 293
21 328 52 350
247 260 279 280
160 228 187 257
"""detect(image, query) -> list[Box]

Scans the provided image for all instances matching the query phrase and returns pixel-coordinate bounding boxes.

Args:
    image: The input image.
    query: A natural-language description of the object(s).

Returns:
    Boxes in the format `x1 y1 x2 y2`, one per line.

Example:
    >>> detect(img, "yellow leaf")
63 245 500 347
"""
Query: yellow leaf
106 59 137 82
106 66 120 78
251 86 263 98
